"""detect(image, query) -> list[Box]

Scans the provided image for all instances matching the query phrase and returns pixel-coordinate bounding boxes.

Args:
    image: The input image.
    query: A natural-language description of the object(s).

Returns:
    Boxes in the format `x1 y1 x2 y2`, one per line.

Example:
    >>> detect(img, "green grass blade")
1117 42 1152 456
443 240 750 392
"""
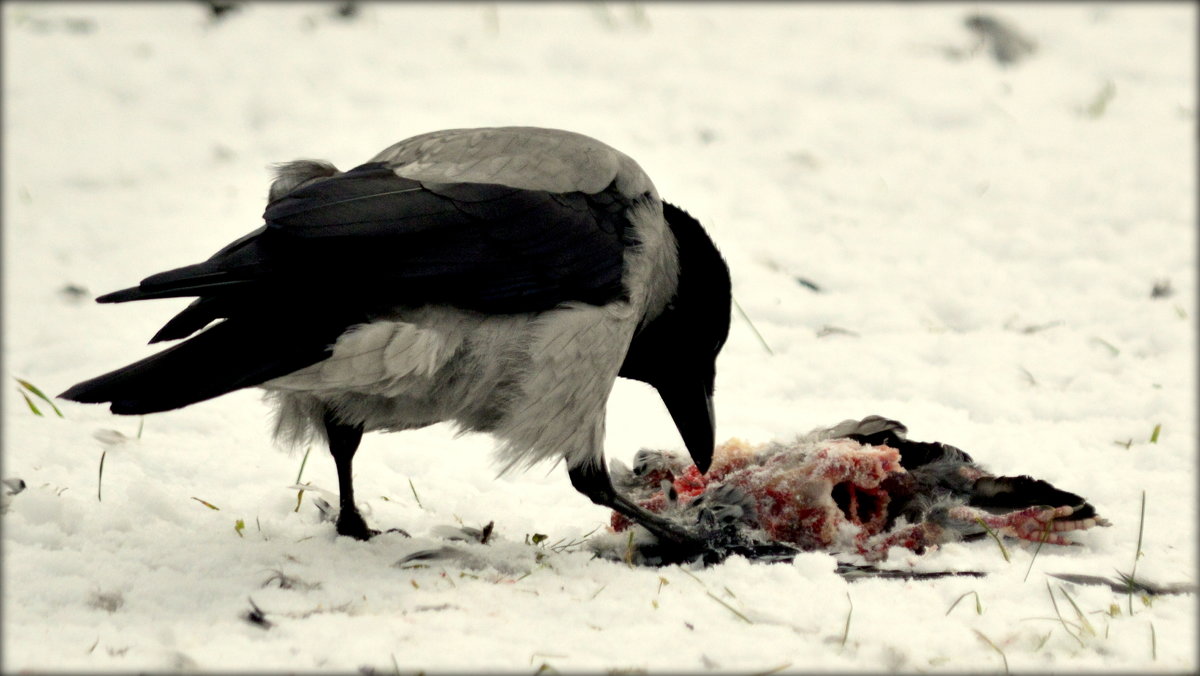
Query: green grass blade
408 477 423 509
1057 585 1096 636
1128 490 1147 615
97 450 106 502
839 591 852 650
976 517 1010 562
705 590 752 624
192 497 220 510
1090 336 1120 356
732 295 774 356
15 378 63 417
749 663 792 676
294 446 312 483
946 591 983 616
973 629 1010 674
1046 580 1085 647
19 390 43 416
1024 519 1054 581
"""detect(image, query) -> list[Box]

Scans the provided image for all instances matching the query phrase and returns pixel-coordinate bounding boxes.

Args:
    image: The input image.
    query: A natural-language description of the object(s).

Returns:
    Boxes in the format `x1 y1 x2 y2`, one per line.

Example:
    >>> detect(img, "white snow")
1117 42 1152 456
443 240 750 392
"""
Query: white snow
3 2 1196 672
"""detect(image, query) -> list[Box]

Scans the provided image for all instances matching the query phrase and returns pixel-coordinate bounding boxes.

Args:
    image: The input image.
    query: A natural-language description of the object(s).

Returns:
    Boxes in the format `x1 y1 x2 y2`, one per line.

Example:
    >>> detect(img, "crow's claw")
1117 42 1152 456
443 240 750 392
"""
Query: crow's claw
335 509 378 541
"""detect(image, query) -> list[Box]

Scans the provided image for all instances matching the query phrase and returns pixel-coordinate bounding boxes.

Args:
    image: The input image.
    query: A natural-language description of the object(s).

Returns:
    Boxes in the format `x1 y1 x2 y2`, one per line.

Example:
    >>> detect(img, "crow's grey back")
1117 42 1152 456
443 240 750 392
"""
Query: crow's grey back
371 126 655 198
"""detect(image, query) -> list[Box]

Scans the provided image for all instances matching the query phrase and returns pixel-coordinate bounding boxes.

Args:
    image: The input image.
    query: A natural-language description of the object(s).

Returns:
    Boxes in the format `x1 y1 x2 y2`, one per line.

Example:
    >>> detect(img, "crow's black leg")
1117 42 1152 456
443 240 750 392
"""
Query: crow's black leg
568 460 703 552
323 412 374 540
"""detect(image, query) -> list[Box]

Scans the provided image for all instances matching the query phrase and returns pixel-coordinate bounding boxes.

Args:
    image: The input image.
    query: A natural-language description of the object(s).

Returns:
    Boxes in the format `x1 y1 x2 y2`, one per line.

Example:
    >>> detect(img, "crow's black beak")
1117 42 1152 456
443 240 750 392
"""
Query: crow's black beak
658 382 715 474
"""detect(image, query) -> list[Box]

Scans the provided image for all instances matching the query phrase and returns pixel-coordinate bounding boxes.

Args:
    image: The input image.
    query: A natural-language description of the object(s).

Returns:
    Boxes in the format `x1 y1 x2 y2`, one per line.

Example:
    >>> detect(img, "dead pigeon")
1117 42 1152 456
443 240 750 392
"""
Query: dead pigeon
602 415 1109 566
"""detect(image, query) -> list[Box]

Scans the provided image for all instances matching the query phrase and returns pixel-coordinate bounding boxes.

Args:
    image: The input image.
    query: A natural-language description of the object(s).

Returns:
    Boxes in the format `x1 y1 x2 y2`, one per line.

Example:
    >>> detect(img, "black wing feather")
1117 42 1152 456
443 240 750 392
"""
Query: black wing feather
62 161 636 413
106 162 633 316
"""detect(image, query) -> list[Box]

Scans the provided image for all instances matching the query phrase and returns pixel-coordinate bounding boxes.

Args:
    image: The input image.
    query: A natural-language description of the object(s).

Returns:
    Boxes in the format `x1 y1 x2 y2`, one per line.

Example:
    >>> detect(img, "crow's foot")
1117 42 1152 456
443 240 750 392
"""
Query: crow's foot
336 509 379 541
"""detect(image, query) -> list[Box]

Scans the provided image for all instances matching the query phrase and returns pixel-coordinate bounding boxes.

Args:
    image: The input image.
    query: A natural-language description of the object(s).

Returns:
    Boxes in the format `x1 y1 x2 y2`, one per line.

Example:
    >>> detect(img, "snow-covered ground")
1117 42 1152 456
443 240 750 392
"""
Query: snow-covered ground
3 2 1195 672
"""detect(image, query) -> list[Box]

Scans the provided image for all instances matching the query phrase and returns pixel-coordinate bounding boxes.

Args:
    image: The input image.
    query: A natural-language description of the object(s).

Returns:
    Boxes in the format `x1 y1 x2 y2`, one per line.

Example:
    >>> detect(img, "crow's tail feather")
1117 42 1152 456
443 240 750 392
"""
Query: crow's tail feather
96 225 269 306
59 318 342 415
96 266 254 305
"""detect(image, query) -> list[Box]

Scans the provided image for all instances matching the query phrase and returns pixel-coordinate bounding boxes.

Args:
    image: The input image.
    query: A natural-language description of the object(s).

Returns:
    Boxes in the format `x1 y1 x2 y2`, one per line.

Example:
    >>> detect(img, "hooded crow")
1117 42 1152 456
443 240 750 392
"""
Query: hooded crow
60 126 731 549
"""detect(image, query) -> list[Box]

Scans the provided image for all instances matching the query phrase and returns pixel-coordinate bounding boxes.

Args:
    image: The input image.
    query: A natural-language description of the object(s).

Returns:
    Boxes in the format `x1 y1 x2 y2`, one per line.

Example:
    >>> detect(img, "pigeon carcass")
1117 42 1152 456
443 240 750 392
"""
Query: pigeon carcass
600 416 1109 566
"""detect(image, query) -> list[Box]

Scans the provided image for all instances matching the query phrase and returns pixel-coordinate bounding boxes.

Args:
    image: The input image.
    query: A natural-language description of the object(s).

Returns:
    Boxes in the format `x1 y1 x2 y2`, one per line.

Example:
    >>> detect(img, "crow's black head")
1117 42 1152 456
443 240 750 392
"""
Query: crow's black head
619 201 731 473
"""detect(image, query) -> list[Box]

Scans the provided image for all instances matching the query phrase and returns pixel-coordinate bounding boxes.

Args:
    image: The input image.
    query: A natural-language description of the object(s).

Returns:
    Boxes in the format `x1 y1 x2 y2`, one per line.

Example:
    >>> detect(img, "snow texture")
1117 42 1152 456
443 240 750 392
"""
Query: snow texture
3 2 1196 672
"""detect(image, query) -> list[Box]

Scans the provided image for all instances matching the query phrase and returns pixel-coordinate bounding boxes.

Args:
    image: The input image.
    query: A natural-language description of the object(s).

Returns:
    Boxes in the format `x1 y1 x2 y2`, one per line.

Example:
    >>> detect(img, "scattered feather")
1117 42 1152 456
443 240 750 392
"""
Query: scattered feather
964 13 1036 65
242 598 272 630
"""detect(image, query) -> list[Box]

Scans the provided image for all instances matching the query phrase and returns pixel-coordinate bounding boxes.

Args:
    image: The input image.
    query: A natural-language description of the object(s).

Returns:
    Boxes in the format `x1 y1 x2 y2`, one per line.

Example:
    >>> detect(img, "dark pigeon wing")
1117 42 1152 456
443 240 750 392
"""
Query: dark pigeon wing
841 416 1103 527
834 415 977 468
968 475 1097 520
